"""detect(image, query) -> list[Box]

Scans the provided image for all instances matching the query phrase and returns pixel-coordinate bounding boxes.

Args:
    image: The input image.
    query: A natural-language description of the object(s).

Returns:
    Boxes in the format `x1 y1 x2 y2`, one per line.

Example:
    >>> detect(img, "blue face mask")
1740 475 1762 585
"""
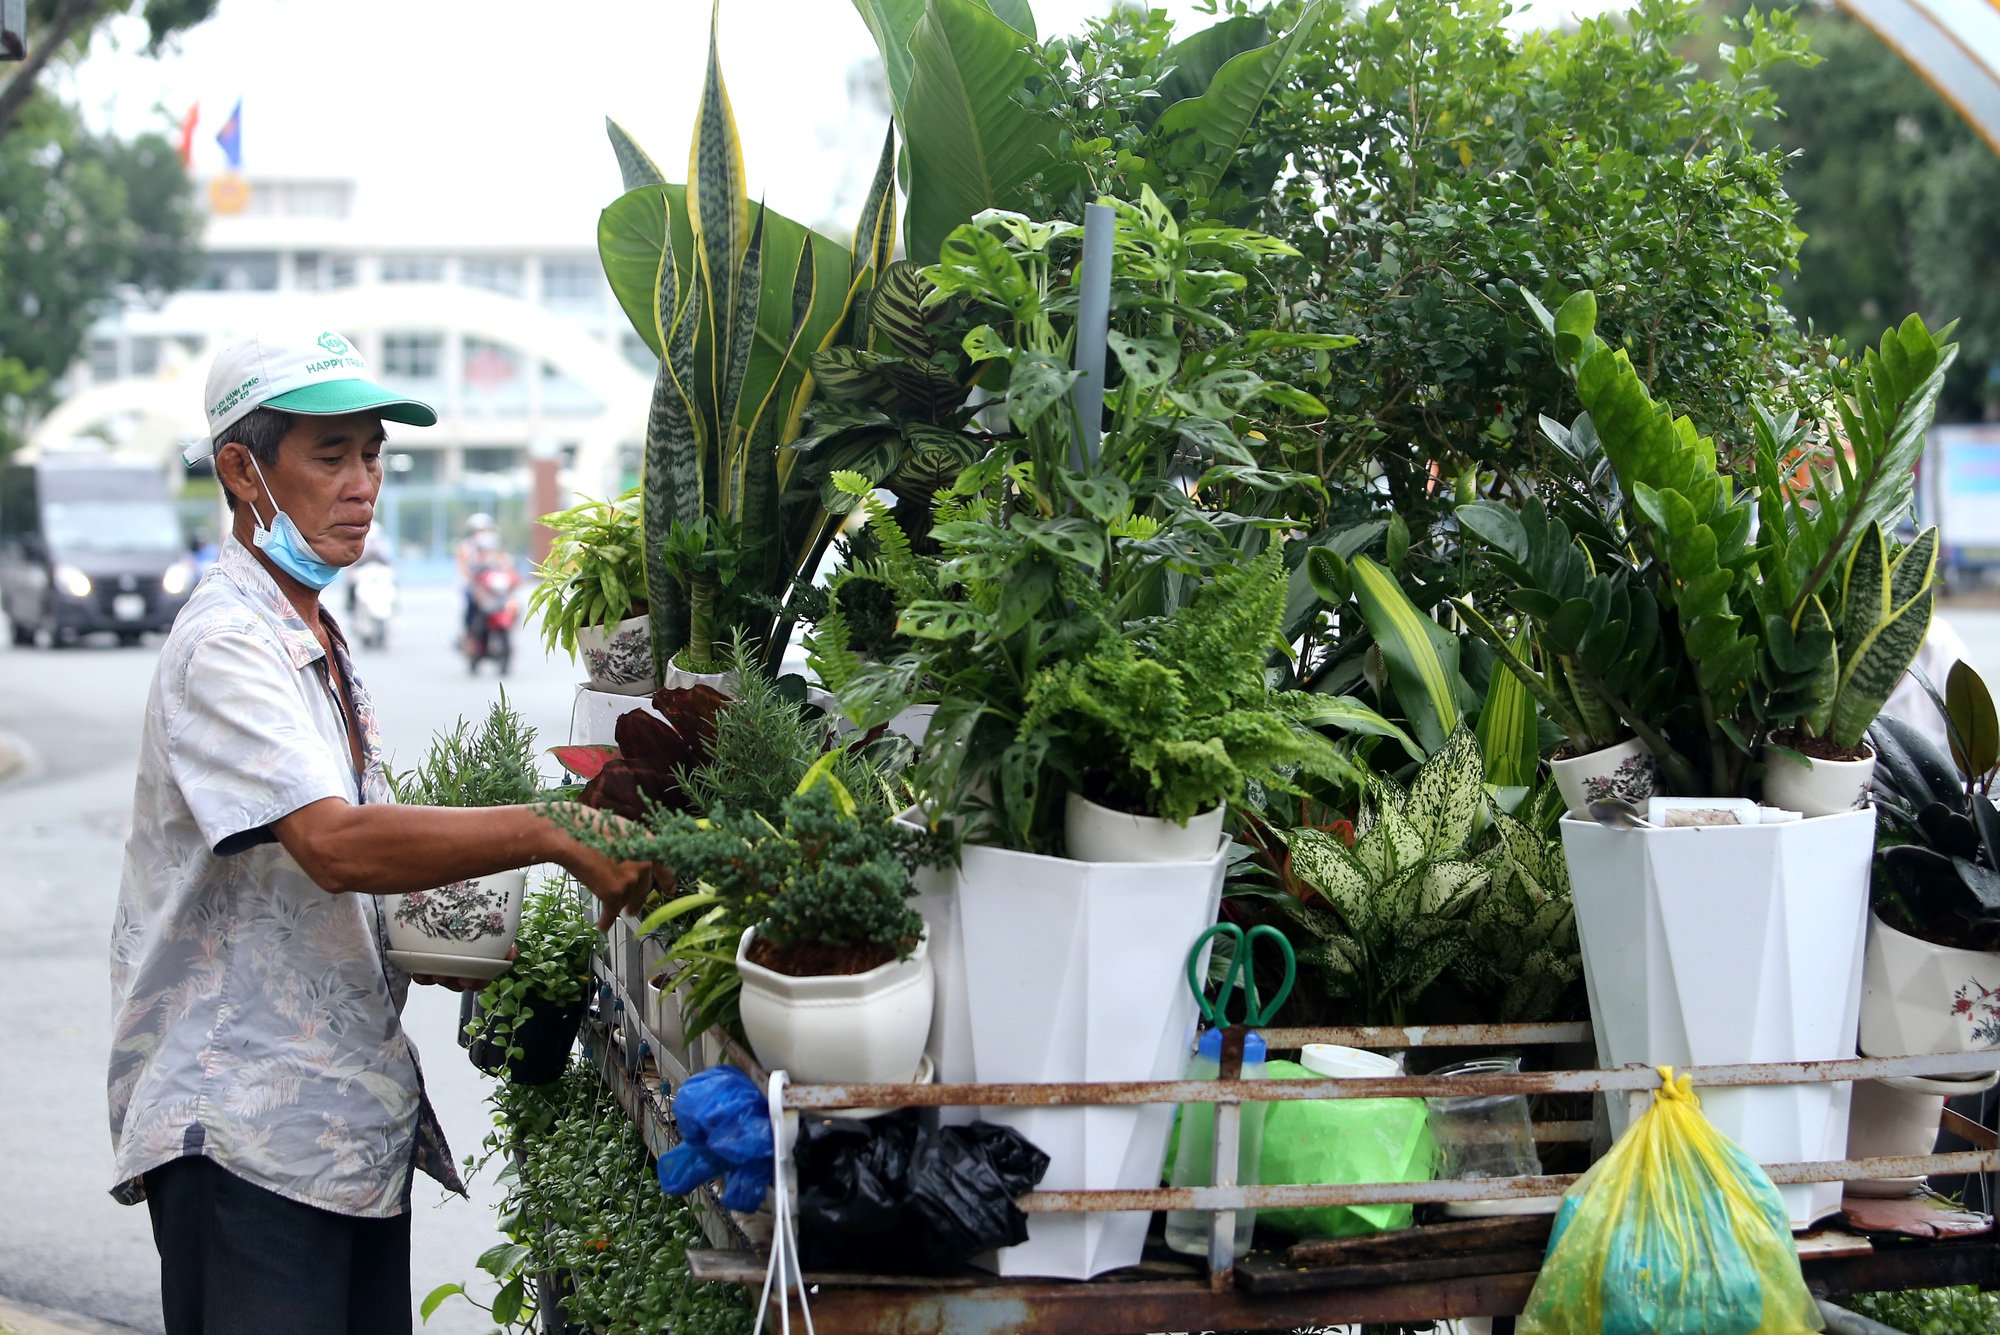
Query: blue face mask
246 456 341 591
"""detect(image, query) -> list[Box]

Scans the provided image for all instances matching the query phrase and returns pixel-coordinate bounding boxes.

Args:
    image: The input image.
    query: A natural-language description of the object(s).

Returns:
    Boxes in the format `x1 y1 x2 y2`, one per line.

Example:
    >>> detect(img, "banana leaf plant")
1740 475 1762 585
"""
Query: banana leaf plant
852 0 1328 259
595 6 900 678
1497 289 1952 797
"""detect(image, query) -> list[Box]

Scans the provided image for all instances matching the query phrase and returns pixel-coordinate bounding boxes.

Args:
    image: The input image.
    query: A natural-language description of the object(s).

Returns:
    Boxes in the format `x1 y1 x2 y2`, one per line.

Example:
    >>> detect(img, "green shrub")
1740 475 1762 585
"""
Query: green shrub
1848 1286 2000 1335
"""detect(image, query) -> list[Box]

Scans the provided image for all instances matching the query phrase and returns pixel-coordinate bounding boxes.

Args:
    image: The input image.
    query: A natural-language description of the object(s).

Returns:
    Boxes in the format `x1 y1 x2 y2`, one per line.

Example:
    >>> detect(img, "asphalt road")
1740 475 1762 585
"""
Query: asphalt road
0 577 580 1333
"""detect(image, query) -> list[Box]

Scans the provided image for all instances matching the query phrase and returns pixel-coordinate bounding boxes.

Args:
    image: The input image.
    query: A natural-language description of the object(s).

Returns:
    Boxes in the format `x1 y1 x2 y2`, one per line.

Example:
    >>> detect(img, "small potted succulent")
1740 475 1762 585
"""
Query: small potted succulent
385 693 545 980
529 487 654 696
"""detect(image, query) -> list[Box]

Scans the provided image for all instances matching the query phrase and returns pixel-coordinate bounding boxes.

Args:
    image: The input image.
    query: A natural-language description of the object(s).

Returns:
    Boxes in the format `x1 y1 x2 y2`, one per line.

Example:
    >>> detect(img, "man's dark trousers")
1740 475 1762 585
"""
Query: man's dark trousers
145 1155 412 1335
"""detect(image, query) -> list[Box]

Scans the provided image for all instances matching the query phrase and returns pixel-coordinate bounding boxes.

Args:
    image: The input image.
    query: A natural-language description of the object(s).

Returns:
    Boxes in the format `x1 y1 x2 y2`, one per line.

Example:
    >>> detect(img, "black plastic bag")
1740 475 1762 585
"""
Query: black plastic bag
794 1112 1049 1273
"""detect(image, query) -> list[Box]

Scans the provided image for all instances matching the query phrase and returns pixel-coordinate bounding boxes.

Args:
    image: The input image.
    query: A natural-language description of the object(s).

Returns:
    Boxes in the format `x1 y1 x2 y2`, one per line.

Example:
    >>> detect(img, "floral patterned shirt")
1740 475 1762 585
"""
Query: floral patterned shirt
108 537 463 1217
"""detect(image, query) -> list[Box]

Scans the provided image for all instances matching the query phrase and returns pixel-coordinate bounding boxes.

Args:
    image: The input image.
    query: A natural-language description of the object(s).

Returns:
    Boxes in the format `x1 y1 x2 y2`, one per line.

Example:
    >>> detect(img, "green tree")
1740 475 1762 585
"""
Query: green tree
0 98 201 453
0 0 218 139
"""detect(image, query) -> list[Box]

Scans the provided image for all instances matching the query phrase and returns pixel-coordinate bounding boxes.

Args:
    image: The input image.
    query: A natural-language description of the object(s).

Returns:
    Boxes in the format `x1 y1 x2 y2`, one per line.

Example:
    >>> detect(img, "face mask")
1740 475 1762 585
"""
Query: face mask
245 455 341 591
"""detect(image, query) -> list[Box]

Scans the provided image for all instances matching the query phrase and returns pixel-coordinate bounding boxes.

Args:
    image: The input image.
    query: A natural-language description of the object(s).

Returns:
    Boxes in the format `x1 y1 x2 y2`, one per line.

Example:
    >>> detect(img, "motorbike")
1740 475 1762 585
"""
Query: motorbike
348 562 396 650
465 565 522 676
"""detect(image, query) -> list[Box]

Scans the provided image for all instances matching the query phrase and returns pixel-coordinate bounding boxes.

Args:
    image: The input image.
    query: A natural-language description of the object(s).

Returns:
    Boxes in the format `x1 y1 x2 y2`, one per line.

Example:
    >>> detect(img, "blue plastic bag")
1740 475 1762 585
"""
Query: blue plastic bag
656 1065 773 1211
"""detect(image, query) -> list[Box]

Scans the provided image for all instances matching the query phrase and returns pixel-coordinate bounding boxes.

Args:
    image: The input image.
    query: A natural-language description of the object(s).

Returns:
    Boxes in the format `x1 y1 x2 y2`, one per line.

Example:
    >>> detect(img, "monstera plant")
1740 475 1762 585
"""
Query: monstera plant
597 6 900 678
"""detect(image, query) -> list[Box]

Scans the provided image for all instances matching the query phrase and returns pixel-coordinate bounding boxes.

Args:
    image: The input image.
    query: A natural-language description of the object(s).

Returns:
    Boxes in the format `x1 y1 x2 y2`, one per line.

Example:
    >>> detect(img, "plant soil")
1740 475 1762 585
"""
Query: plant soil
1878 896 2000 954
747 934 908 977
1770 729 1872 763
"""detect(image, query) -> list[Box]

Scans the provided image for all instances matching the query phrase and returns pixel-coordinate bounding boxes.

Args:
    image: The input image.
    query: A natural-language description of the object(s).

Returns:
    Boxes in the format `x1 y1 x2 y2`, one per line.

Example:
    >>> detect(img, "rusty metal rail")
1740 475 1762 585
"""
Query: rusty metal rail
781 1049 2000 1110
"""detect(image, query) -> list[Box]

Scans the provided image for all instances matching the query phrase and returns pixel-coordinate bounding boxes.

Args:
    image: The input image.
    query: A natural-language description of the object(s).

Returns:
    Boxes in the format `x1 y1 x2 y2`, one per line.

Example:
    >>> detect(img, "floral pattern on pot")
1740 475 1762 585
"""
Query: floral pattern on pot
394 880 509 943
1582 752 1658 805
583 621 653 688
1952 979 2000 1047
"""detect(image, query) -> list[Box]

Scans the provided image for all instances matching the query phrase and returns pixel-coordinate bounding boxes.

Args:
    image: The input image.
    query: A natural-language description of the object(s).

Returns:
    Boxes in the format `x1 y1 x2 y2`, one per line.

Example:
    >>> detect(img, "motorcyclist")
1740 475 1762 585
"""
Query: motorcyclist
347 522 393 617
455 513 498 652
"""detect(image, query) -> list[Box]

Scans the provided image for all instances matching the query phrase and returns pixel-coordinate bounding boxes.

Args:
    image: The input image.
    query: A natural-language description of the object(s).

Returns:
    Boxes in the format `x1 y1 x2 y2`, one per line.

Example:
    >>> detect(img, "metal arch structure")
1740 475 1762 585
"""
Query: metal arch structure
28 282 652 501
1838 0 2000 155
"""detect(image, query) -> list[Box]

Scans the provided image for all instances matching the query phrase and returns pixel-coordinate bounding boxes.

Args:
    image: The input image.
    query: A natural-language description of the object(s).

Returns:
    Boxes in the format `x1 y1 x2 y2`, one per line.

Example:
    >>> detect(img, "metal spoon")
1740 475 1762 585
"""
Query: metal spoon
1586 798 1654 829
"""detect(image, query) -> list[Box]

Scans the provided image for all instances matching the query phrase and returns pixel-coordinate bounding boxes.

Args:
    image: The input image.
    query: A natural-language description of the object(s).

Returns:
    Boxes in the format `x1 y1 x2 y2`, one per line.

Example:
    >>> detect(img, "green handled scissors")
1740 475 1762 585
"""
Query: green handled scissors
1186 922 1296 1029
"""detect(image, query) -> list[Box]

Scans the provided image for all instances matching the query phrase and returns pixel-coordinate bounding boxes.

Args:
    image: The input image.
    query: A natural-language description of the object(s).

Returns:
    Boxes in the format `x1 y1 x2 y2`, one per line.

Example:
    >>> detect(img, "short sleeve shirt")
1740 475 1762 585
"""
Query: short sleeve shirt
107 537 462 1217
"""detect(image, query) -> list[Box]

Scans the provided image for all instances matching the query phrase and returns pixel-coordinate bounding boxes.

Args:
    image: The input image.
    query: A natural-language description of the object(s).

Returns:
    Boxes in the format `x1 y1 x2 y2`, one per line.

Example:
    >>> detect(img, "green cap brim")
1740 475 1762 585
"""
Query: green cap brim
264 379 438 427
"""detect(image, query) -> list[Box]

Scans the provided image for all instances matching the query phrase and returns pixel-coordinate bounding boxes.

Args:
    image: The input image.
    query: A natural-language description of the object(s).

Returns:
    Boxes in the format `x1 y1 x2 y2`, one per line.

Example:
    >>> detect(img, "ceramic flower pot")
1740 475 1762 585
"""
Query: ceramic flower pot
734 927 934 1084
947 840 1228 1279
1063 792 1226 864
664 656 741 696
1549 736 1658 815
1762 744 1876 818
1859 912 2000 1072
1561 809 1875 1227
573 614 657 696
383 868 527 981
1844 1069 2000 1197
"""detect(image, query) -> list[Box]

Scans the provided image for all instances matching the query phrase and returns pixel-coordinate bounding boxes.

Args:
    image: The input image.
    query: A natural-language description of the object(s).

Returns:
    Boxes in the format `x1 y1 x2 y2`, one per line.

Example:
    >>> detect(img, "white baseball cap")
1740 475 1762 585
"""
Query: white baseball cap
184 328 437 464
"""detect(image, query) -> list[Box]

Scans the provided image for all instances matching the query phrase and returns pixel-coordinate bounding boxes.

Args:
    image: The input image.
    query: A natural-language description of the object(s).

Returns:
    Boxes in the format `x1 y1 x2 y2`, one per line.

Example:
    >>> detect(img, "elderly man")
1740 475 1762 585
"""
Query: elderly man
108 330 657 1335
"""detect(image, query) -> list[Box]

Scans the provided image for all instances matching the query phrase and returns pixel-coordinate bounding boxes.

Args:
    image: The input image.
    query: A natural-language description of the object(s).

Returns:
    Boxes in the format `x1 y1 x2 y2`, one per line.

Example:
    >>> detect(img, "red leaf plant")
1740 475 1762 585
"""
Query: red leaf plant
551 685 732 821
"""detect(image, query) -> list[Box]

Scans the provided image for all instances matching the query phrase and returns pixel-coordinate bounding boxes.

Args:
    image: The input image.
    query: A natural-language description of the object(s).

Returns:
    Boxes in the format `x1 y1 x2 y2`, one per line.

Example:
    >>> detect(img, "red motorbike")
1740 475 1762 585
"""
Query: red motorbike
465 565 522 676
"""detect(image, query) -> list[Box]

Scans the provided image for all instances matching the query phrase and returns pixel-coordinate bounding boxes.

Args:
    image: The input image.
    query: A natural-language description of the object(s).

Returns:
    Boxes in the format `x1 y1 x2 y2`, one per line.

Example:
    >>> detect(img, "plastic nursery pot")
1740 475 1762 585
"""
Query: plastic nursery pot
1422 1056 1553 1219
1560 809 1875 1228
1062 791 1225 864
466 991 588 1087
1549 736 1657 815
734 927 934 1085
1859 911 2000 1071
1845 1069 2000 1197
1761 743 1876 819
573 613 656 696
383 867 526 982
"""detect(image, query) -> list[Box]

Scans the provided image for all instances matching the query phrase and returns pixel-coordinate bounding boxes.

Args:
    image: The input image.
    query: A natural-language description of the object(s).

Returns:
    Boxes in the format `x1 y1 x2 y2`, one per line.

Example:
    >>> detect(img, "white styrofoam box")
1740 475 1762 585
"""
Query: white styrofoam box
1561 809 1874 1227
950 841 1227 1278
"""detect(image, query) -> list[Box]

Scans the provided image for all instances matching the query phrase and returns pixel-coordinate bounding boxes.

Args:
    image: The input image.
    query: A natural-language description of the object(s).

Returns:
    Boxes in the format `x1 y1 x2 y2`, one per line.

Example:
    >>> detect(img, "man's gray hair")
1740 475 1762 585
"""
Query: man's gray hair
219 407 294 512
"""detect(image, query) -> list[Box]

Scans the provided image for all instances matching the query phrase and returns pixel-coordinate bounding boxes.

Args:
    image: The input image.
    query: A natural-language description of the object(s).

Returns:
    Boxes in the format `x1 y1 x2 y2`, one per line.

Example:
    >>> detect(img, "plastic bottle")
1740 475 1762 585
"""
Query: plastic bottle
1165 1026 1267 1258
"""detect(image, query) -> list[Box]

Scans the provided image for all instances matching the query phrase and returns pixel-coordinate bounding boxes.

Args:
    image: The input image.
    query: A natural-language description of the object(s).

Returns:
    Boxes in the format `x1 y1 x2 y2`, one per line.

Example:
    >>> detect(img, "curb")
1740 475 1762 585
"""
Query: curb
0 1296 140 1335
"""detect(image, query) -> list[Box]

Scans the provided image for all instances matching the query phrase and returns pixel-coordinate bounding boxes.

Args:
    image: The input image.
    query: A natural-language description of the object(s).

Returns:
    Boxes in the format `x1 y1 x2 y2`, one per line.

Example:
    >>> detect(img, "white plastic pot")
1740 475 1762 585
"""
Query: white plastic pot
734 927 933 1085
1549 736 1658 815
571 686 665 748
383 868 527 981
664 657 741 696
947 840 1228 1279
1561 809 1875 1227
1845 1069 2000 1197
574 614 657 696
1859 912 2000 1071
1063 792 1226 864
1762 744 1876 819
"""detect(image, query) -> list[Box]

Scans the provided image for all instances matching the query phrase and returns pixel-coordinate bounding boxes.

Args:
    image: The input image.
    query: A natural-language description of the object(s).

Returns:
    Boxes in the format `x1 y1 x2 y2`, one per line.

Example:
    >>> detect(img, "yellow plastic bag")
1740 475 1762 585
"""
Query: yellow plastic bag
1518 1068 1823 1335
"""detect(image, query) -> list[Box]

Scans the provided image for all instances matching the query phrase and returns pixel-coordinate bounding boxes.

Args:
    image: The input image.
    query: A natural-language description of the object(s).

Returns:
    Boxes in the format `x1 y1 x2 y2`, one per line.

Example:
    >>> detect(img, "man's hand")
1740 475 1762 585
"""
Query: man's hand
545 804 666 930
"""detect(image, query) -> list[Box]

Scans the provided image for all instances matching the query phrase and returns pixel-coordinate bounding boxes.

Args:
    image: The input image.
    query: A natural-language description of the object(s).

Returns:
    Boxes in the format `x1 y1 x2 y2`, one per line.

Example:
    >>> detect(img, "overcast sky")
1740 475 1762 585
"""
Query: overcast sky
60 0 1621 247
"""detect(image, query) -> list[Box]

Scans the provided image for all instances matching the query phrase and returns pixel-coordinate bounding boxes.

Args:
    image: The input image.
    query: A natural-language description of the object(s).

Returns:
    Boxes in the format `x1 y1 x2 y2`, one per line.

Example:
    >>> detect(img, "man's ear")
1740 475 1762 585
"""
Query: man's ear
216 441 263 513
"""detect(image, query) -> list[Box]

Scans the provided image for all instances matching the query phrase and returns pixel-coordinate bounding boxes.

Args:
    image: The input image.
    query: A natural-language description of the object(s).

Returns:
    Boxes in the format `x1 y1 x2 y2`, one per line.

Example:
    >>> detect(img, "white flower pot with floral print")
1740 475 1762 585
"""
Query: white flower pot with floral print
384 868 527 981
574 614 657 696
1762 745 1876 819
1845 1068 1999 1197
1859 912 2000 1073
1561 810 1874 1227
1550 736 1658 815
664 657 741 696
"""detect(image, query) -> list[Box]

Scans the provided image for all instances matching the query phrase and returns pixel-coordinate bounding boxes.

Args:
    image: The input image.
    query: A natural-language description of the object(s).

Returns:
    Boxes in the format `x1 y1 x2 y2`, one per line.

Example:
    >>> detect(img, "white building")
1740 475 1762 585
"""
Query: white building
40 173 655 567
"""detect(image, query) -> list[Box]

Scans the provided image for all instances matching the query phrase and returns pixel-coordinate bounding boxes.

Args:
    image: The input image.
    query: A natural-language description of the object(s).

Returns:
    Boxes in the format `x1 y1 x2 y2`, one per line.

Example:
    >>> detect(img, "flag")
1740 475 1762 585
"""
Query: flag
215 99 242 171
175 102 199 168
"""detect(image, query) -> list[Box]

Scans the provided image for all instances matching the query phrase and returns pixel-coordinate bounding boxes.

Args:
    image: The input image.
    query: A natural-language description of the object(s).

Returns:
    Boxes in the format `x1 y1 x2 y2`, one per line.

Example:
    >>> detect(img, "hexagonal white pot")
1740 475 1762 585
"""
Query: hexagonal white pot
947 840 1228 1279
734 927 933 1085
1859 912 2000 1070
1762 745 1876 819
1549 736 1658 815
383 868 527 981
1561 810 1874 1227
574 614 657 696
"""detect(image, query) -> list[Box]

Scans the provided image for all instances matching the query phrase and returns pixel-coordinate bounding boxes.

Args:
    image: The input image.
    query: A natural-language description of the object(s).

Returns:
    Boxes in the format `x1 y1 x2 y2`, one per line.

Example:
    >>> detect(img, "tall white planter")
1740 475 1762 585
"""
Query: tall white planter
950 840 1228 1279
383 868 528 981
1561 810 1875 1227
